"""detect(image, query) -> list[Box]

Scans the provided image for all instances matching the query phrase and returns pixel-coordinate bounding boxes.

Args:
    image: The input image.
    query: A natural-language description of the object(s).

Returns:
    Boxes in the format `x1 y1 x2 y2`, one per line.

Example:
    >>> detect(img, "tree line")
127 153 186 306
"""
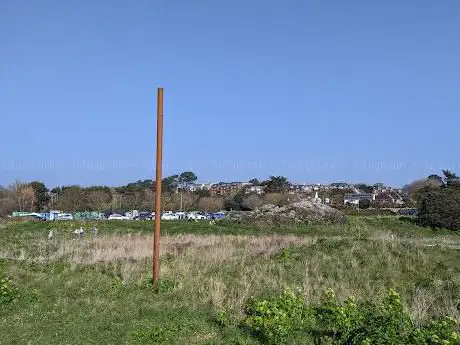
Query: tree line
0 174 324 216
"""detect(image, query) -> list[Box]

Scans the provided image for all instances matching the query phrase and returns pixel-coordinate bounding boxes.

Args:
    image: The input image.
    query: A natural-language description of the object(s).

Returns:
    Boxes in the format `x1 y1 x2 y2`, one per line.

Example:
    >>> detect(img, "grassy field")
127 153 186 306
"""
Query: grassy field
0 217 459 344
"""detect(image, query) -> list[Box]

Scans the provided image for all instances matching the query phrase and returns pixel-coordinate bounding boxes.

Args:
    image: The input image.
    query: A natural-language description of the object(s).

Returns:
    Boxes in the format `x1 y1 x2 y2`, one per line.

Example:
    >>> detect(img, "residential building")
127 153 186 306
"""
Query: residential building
344 193 375 205
288 184 304 194
246 185 265 195
187 183 212 192
374 190 403 205
209 182 245 196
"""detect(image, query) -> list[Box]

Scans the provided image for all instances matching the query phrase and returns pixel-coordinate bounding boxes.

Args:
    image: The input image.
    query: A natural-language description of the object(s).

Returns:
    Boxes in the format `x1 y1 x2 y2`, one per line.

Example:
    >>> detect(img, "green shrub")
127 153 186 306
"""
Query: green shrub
342 289 416 345
243 289 460 345
276 247 301 264
310 288 364 343
359 199 371 210
144 274 177 293
418 186 460 230
243 288 311 345
0 277 19 304
216 309 239 328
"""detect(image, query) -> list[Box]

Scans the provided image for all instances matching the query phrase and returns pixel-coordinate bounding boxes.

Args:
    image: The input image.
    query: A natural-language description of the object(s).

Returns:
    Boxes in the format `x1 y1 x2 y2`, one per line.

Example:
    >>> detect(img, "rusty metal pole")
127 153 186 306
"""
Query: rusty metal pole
153 87 163 290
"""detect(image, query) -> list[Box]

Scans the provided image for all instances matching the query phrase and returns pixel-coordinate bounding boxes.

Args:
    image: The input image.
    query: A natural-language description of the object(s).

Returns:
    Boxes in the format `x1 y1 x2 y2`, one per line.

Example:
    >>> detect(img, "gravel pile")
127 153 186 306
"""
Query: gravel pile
227 200 346 226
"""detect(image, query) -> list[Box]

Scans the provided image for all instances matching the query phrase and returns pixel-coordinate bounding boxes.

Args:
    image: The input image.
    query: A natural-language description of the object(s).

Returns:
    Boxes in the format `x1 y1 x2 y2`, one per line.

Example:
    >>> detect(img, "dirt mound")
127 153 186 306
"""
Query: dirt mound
227 200 346 226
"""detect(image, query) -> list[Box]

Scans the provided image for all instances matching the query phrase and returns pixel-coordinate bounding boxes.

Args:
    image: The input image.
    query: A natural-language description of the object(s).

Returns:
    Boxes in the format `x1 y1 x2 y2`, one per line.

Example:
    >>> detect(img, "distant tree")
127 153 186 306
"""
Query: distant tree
249 178 260 185
180 192 199 211
198 197 224 212
405 178 442 204
330 182 348 187
442 169 458 180
358 199 371 209
402 197 416 208
356 184 374 193
195 189 211 198
161 193 181 211
29 181 50 211
160 191 200 211
405 180 425 202
263 176 289 193
162 175 179 193
117 179 153 194
178 171 197 190
14 182 36 211
140 189 155 211
56 186 87 212
418 185 460 230
86 186 112 211
442 169 460 186
223 190 246 211
0 186 16 216
241 194 262 211
427 174 443 185
262 193 290 207
50 186 62 195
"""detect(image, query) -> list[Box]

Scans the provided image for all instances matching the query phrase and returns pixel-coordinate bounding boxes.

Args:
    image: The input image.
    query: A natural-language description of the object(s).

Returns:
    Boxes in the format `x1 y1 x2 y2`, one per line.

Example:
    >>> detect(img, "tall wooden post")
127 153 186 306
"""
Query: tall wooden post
153 87 163 290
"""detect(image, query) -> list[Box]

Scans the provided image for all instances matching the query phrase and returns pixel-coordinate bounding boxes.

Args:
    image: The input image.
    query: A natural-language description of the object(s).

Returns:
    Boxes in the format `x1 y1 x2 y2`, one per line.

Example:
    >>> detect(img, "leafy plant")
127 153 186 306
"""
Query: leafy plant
276 247 301 264
243 289 460 345
144 274 177 293
310 288 363 342
111 276 125 292
216 309 238 328
243 288 311 345
0 277 19 304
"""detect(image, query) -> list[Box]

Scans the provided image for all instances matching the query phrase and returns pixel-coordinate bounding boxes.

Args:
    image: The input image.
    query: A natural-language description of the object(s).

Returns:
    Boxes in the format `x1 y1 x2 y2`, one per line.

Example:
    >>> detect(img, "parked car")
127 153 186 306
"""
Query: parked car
135 212 153 220
161 212 179 220
201 212 212 220
187 212 207 220
35 213 47 221
108 214 129 220
175 212 187 220
58 213 73 221
212 212 225 220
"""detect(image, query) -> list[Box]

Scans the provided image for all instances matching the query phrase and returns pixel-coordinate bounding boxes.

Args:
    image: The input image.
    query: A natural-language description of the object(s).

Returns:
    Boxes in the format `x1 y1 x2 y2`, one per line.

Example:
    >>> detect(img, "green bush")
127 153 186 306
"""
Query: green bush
359 199 371 210
243 288 311 345
144 274 177 293
0 277 19 304
243 289 460 345
310 288 365 343
418 186 460 230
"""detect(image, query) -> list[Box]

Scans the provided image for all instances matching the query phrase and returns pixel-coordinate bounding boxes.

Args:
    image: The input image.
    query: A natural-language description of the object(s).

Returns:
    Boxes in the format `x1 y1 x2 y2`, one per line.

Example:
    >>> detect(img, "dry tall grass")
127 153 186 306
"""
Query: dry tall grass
1 232 459 323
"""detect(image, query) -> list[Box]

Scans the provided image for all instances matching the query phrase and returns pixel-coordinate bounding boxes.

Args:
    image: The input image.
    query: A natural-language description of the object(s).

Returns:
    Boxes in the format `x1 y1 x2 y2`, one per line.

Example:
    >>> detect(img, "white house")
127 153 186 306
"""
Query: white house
246 185 264 195
344 193 375 205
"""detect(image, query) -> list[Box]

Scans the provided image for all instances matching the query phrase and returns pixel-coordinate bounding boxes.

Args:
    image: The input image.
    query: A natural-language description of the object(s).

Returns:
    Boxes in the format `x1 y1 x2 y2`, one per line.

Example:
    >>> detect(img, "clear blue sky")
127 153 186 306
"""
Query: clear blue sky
1 0 459 188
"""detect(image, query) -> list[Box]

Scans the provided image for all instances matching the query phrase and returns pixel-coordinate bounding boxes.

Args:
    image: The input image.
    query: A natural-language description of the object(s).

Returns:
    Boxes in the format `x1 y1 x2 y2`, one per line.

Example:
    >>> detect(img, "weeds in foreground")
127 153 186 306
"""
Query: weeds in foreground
0 277 19 305
0 219 459 344
243 289 459 345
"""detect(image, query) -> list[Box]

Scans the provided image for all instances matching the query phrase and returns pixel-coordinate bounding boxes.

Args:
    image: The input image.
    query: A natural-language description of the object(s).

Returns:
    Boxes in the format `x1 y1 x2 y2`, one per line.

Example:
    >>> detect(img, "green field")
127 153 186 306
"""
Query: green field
0 218 459 344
